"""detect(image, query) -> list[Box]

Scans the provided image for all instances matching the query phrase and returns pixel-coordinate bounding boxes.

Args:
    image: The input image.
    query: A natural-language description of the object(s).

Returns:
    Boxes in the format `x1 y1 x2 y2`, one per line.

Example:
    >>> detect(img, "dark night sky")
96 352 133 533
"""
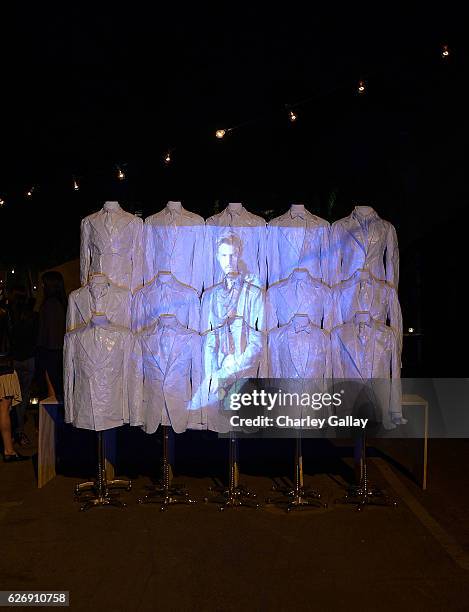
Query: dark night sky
1 4 468 374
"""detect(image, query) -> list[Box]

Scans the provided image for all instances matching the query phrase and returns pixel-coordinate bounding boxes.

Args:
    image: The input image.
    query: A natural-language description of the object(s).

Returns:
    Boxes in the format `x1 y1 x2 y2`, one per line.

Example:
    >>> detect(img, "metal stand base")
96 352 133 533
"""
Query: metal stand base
137 426 196 512
336 433 397 512
74 432 131 511
204 436 259 511
266 437 326 512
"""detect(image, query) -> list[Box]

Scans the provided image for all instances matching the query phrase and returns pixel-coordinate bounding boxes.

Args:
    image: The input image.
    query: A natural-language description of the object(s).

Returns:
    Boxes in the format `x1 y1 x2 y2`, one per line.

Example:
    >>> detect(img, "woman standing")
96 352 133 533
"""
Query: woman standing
0 294 28 461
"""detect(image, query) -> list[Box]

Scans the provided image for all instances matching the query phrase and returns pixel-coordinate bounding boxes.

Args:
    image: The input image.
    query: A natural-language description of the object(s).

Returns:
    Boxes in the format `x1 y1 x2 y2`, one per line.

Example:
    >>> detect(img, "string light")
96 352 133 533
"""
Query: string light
441 44 450 58
26 186 35 198
0 198 5 208
164 151 172 165
33 285 37 290
11 269 15 274
408 327 414 333
288 109 298 123
73 178 80 191
215 129 226 139
116 166 125 180
357 80 366 94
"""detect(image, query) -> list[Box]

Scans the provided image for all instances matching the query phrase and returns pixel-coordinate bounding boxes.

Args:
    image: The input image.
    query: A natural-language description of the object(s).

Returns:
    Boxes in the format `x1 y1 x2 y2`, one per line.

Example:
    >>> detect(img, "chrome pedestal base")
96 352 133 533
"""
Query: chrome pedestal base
204 436 259 511
74 432 130 512
336 484 397 512
266 486 326 513
137 425 196 512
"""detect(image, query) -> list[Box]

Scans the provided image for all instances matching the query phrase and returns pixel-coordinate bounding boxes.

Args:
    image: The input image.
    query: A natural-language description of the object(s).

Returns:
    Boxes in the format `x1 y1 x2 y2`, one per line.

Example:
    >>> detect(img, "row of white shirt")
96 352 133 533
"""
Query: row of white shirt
64 312 402 434
67 268 402 352
80 200 399 293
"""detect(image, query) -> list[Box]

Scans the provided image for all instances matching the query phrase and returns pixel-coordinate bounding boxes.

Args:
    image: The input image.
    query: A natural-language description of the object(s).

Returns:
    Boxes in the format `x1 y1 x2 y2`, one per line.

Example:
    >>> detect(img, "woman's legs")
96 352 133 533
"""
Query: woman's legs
0 398 15 455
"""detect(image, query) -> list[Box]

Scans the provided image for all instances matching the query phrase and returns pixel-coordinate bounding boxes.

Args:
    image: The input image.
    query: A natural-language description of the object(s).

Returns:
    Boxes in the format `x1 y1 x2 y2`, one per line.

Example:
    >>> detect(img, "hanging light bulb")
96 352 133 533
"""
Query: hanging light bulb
164 151 172 165
73 178 80 191
441 44 450 58
357 80 366 94
215 129 226 139
288 109 298 123
117 166 125 180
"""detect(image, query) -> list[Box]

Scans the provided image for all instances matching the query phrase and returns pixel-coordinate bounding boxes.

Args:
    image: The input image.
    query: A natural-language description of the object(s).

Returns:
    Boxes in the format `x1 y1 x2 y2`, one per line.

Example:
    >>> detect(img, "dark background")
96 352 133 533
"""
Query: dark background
1 5 467 375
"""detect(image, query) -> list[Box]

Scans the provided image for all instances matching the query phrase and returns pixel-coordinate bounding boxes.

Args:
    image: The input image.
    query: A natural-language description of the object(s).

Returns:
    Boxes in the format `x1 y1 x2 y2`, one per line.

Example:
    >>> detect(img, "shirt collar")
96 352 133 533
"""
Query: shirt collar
352 206 378 223
289 204 306 219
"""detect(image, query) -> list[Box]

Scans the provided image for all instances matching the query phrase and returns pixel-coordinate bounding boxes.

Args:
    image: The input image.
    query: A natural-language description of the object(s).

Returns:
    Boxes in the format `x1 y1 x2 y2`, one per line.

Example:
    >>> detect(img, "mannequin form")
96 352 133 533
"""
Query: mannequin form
268 315 331 379
67 273 132 331
135 315 202 434
266 268 332 331
329 205 399 287
64 314 142 431
267 203 329 285
80 201 144 292
132 271 200 332
144 201 205 292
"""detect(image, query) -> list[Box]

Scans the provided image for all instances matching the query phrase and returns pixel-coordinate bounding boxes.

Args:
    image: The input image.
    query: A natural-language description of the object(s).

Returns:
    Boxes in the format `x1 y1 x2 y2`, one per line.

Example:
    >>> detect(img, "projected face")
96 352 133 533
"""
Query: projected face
217 242 240 275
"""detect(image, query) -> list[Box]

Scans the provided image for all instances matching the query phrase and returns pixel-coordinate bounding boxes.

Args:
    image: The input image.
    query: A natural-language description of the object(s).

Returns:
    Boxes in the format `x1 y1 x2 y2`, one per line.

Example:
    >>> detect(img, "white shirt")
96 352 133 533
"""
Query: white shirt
132 272 200 333
136 316 202 434
266 269 332 331
268 317 332 379
144 201 205 293
267 205 330 285
67 275 132 331
329 206 399 288
80 201 144 292
64 316 142 431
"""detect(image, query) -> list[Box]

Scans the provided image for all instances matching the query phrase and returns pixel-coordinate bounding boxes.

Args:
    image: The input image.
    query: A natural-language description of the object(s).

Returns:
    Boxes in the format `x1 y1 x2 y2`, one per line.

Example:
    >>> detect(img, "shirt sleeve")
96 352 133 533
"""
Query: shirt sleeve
385 223 399 289
79 218 91 287
63 333 75 424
